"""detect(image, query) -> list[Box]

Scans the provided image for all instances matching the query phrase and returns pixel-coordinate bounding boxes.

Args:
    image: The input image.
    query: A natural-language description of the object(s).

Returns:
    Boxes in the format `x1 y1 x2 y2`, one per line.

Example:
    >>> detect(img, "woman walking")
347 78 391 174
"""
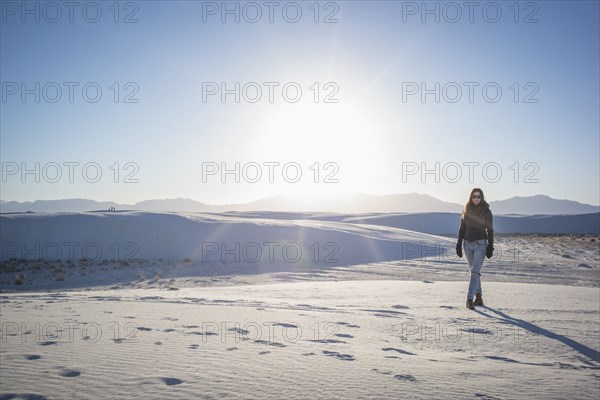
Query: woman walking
456 188 494 309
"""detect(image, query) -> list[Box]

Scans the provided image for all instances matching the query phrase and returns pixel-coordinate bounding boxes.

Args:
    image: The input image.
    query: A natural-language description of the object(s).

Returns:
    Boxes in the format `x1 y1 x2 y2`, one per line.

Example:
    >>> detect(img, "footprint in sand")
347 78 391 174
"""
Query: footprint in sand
474 394 502 400
382 347 416 356
0 393 47 399
227 327 250 335
372 368 417 382
394 374 417 382
259 351 271 355
188 331 218 336
254 339 286 347
484 355 518 363
372 368 390 374
335 333 354 338
60 369 81 377
323 350 355 361
25 354 41 360
336 321 360 329
462 327 493 335
361 309 407 318
308 339 346 344
161 377 183 386
272 322 299 329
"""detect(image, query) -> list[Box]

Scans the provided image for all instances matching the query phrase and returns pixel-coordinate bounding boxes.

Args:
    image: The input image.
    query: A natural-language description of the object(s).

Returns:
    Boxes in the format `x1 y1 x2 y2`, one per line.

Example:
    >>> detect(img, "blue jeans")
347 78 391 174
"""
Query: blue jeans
463 239 487 300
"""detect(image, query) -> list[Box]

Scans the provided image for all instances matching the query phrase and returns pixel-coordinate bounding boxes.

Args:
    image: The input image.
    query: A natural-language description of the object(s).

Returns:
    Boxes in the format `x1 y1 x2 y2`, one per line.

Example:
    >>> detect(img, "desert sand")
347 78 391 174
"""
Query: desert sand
1 211 598 399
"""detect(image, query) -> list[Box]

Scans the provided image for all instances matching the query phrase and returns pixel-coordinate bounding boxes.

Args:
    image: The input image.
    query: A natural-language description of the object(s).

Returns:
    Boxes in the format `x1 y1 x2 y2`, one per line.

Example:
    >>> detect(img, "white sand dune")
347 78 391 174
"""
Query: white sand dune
234 211 600 235
2 211 599 291
0 211 454 282
1 281 599 399
1 211 598 399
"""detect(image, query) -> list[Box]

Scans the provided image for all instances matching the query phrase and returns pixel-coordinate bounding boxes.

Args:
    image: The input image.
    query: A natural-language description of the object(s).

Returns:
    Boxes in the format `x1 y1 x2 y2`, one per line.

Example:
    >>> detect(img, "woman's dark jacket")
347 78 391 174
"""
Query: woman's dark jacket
458 201 494 246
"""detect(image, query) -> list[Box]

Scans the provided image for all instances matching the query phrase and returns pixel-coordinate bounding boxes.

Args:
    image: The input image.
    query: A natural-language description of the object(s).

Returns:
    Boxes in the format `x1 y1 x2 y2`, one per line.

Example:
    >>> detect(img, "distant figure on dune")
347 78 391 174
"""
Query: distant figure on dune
456 188 494 310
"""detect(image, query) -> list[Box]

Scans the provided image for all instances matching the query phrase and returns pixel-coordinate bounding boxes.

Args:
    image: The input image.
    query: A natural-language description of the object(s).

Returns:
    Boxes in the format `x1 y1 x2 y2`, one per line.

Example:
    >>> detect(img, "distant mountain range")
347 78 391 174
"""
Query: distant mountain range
1 194 598 215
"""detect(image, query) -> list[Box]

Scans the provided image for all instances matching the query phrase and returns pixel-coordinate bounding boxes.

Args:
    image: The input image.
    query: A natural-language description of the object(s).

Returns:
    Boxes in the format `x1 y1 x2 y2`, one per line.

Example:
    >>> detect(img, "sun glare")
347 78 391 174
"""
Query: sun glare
250 101 387 181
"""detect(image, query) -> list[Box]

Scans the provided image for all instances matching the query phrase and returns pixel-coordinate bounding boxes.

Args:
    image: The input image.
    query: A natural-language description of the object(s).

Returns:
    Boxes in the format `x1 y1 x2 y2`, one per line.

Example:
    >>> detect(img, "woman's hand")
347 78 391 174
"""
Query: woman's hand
486 244 494 259
456 241 463 258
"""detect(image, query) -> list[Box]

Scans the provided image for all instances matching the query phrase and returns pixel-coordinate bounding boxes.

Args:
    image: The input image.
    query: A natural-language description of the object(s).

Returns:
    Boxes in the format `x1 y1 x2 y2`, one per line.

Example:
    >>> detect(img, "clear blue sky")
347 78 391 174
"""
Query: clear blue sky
1 0 599 206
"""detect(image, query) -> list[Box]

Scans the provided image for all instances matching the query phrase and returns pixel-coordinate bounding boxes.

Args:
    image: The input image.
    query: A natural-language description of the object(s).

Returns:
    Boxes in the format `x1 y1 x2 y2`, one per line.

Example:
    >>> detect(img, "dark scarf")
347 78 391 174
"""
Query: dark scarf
464 200 489 224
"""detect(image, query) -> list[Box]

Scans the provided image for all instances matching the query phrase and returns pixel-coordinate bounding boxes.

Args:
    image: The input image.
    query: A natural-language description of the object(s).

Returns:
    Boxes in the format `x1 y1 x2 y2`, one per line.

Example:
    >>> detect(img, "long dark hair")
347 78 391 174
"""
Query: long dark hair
460 187 487 219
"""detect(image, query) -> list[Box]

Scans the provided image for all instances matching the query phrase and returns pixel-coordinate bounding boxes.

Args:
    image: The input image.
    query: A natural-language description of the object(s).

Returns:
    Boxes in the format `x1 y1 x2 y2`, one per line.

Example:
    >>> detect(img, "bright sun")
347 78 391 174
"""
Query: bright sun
237 99 395 199
250 101 385 173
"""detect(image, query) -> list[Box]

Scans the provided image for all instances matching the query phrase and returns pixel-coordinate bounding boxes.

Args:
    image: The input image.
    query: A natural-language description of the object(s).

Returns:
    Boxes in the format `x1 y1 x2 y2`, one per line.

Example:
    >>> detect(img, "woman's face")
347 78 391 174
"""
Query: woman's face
471 191 482 205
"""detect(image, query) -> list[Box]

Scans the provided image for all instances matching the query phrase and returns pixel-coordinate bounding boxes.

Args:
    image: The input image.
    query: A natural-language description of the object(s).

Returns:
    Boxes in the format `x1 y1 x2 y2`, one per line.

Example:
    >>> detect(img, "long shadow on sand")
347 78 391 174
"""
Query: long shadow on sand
475 306 600 365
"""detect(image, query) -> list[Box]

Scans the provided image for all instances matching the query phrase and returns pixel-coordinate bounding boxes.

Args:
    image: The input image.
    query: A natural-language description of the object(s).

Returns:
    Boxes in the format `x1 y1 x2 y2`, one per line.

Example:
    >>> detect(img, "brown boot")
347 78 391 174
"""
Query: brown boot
466 299 474 310
474 293 484 306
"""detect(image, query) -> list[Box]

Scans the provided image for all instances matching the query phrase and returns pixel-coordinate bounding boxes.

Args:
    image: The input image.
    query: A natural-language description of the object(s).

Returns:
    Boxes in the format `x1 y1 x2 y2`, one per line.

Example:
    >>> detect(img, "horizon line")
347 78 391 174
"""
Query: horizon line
1 193 599 208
